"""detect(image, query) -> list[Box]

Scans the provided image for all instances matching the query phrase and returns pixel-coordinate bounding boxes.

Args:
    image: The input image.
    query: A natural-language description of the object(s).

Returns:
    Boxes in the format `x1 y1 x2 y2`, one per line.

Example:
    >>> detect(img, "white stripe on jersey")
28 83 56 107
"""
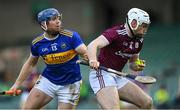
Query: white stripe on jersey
116 29 127 35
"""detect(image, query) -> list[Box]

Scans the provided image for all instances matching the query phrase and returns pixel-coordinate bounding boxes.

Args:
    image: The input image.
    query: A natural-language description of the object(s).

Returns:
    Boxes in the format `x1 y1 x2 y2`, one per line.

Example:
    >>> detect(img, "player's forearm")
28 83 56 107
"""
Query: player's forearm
14 55 38 88
87 35 108 69
87 42 98 61
14 61 35 88
75 44 88 60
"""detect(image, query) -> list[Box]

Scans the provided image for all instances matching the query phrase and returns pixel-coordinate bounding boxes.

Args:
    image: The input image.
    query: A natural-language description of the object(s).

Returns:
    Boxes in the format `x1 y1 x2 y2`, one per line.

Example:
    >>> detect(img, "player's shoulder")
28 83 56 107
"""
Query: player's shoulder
105 24 127 37
110 23 124 29
60 29 74 37
103 24 125 36
32 33 44 45
105 24 124 32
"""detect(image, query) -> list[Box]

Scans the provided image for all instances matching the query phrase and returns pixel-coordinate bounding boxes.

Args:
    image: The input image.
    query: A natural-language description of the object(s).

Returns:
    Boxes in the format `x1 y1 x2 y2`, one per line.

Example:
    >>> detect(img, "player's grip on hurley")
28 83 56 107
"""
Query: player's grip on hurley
0 89 22 96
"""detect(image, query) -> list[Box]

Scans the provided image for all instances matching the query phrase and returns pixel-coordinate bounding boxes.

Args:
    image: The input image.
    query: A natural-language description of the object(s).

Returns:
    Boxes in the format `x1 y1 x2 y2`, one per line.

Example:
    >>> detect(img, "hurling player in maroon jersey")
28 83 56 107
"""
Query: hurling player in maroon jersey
87 8 152 109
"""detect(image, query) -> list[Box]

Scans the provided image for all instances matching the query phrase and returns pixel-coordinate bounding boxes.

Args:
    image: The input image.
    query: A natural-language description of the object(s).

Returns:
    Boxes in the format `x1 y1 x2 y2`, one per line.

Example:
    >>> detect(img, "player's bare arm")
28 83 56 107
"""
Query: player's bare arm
87 35 109 69
129 54 146 71
10 54 39 90
75 44 88 61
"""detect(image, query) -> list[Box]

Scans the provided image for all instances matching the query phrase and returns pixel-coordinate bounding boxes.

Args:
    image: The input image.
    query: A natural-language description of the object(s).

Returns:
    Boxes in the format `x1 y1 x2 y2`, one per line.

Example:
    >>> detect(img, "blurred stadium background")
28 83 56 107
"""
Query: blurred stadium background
0 0 180 109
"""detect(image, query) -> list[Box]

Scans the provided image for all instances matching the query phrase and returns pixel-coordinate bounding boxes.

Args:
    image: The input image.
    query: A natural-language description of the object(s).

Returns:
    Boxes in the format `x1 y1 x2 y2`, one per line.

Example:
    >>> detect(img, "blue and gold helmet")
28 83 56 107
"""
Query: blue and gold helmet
37 8 62 23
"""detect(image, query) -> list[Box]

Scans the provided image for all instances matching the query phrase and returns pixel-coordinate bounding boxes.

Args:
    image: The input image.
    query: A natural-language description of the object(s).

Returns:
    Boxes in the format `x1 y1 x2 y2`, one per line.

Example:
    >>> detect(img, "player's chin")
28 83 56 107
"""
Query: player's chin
139 34 146 37
55 27 61 31
49 30 59 35
134 32 143 36
54 28 61 33
135 35 144 39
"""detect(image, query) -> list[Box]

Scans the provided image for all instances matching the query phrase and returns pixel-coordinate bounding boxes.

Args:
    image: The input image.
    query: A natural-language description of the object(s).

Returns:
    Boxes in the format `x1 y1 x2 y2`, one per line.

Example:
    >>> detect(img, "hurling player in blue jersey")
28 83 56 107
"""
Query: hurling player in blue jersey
10 8 87 109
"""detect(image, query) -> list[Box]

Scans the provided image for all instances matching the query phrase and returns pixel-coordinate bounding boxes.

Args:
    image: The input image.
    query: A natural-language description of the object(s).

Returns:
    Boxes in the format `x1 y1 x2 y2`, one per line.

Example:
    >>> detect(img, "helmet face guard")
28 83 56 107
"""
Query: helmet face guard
127 8 150 31
37 8 62 24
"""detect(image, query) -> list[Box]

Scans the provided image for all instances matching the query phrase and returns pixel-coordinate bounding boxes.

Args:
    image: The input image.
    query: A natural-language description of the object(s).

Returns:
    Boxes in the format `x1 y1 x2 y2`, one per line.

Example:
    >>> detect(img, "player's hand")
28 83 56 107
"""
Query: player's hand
5 89 22 96
130 59 146 71
9 84 22 96
89 60 100 70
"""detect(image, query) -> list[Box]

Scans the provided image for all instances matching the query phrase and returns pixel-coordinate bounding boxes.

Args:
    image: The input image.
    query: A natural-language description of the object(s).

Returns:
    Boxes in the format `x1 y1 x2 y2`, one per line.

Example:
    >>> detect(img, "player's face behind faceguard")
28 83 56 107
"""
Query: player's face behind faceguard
133 22 149 38
126 8 150 38
45 16 62 35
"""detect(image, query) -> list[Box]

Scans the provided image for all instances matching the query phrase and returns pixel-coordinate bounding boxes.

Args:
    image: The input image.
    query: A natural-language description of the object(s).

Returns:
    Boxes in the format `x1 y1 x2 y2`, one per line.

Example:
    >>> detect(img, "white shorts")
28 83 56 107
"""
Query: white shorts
34 76 81 105
89 69 129 94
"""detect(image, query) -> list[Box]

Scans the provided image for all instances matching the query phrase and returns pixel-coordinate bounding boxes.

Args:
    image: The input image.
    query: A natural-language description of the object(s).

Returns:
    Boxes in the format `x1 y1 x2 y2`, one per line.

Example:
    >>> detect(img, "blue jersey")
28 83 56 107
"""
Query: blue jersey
31 29 83 85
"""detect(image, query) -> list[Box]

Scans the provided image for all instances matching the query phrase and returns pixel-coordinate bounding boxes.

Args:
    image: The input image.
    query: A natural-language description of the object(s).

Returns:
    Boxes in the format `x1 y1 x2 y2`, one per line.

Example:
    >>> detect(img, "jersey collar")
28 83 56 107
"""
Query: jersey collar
43 33 59 40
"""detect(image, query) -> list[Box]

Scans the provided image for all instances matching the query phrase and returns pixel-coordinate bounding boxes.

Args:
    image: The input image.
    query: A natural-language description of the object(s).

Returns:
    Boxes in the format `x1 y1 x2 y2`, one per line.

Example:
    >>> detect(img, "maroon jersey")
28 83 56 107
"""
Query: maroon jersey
98 24 143 71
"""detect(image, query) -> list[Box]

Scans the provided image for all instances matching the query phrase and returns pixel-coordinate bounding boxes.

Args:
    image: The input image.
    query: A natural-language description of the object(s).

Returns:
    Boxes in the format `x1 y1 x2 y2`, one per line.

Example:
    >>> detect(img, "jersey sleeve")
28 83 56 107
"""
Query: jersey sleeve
102 28 118 44
30 44 39 57
72 31 84 49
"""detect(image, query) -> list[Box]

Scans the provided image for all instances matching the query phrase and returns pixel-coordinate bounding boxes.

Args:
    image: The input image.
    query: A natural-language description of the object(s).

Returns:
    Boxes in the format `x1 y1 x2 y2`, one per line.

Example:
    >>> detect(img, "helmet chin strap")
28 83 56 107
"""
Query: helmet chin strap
41 21 48 31
126 17 135 38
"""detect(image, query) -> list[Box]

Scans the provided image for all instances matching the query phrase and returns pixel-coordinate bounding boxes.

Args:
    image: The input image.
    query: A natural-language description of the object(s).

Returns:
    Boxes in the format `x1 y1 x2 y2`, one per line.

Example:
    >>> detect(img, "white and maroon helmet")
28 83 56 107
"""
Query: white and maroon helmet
127 8 150 30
